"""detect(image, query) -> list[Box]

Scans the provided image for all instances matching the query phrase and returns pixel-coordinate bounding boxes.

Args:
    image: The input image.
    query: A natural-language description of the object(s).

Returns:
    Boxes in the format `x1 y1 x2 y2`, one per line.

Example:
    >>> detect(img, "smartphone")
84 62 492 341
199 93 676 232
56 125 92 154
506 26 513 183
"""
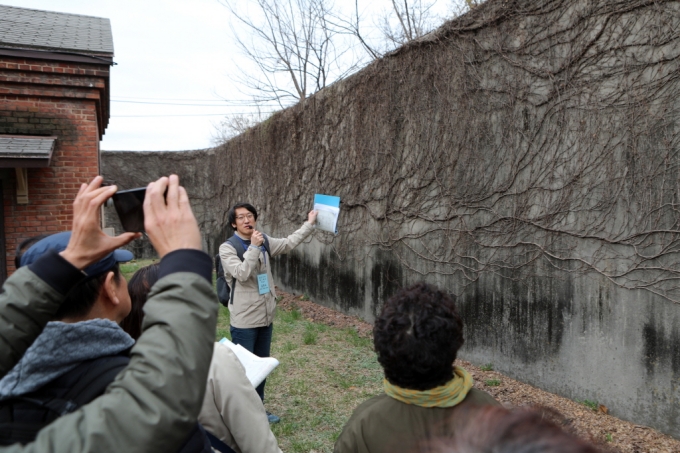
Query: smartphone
111 187 146 232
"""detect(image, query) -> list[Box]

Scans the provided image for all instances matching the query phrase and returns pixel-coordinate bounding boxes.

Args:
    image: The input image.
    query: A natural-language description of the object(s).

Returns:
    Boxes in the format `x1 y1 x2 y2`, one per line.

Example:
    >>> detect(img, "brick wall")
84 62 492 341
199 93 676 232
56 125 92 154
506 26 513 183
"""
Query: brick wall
0 56 109 276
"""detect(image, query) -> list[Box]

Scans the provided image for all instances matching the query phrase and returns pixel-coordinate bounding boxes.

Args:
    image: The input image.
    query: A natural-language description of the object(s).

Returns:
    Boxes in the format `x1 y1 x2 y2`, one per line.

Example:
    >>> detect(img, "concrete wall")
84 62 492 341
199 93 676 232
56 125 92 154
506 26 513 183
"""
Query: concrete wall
101 148 223 258
102 0 680 437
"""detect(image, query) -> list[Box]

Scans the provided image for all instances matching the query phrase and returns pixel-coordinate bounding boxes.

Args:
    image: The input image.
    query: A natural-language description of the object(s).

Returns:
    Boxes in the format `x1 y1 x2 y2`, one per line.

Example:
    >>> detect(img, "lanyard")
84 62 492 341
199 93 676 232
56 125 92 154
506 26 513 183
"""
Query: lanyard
235 235 267 266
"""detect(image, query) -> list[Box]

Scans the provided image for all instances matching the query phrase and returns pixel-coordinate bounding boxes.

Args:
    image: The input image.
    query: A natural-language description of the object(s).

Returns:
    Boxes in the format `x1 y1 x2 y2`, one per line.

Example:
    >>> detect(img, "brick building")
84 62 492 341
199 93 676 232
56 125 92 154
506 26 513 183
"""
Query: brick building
0 5 113 283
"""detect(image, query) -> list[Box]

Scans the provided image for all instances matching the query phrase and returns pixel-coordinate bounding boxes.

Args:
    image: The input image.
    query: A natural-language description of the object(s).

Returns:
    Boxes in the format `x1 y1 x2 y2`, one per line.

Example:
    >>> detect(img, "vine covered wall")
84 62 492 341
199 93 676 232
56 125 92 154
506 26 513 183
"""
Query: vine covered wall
103 0 680 437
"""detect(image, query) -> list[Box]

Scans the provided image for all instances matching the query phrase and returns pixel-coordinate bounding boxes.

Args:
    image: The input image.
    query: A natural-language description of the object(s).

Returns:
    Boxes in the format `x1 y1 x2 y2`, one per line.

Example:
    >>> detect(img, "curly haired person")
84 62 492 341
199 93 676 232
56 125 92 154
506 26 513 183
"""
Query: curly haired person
334 282 499 453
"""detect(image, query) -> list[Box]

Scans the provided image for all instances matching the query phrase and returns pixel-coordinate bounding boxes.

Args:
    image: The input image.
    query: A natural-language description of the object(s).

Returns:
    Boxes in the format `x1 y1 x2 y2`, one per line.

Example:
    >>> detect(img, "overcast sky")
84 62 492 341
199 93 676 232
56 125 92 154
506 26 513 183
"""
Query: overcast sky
2 0 462 151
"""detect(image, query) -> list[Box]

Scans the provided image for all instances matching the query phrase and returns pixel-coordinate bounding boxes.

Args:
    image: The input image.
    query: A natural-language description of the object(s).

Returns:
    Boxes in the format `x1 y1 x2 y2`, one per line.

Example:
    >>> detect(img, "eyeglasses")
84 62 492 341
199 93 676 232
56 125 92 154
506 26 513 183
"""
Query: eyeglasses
236 213 255 221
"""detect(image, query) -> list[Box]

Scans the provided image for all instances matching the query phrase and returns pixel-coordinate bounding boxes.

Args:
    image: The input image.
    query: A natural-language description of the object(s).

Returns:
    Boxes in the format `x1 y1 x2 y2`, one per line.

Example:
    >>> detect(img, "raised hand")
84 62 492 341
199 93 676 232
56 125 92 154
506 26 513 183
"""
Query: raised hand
60 176 140 270
143 174 202 258
251 230 264 246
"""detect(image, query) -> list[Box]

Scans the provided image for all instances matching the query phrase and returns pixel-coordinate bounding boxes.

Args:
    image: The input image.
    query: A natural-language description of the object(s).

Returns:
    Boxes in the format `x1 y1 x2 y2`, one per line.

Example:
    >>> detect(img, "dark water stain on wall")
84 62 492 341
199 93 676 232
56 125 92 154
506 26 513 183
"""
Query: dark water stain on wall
641 315 680 435
370 249 404 318
273 252 365 312
579 284 612 335
272 248 404 317
642 318 680 375
458 272 573 364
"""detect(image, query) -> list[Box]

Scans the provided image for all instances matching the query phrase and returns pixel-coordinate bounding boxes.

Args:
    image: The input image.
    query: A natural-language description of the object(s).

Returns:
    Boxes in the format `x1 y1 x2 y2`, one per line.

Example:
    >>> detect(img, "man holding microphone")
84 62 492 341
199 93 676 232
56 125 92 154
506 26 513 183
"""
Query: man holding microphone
219 202 317 424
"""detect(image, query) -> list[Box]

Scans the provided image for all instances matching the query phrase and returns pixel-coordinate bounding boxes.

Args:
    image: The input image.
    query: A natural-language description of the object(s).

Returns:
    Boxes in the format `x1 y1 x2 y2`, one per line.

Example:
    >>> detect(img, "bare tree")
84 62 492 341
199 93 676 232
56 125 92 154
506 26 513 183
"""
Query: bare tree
219 0 358 108
337 0 479 62
332 0 383 60
211 112 267 145
380 0 441 47
216 0 483 141
379 0 487 49
464 0 483 8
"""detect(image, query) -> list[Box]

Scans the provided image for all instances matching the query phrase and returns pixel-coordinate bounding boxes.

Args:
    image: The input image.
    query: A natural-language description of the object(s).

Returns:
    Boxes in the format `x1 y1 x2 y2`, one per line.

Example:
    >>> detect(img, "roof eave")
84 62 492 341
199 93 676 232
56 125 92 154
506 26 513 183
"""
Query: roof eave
0 135 57 168
0 46 114 65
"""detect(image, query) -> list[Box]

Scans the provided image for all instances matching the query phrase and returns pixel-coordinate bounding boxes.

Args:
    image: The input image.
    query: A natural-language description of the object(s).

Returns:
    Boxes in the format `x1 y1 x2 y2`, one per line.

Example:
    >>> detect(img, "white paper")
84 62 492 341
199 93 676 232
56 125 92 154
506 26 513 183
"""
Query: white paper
219 338 280 388
314 203 340 234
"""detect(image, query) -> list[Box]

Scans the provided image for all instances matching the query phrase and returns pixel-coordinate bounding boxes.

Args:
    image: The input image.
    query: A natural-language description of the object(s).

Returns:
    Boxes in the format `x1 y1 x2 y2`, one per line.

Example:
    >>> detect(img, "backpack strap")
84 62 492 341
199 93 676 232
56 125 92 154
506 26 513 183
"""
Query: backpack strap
263 235 271 257
226 236 245 305
205 430 237 453
225 234 271 305
226 235 246 261
61 353 130 408
214 253 222 275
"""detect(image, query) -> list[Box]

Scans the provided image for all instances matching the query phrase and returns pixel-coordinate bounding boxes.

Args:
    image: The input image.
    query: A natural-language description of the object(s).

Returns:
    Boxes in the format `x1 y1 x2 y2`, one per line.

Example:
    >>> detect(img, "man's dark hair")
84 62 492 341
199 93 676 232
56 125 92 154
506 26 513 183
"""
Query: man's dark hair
374 282 464 390
54 264 122 320
14 234 50 269
227 202 258 227
122 263 160 341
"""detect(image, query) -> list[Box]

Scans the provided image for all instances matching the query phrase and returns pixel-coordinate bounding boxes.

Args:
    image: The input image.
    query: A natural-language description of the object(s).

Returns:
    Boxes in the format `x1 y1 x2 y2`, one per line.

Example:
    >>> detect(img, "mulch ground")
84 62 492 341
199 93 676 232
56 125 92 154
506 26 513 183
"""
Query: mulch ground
276 289 680 453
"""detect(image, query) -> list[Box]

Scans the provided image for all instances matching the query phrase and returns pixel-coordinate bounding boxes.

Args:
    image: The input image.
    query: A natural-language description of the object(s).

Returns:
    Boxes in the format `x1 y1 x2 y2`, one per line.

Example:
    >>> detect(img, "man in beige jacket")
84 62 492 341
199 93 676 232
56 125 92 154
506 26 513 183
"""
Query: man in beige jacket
219 202 317 423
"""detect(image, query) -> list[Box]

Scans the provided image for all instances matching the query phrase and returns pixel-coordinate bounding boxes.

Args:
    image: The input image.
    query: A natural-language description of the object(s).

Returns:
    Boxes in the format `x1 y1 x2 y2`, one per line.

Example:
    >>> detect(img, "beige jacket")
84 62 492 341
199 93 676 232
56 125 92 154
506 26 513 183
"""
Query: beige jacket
219 222 314 328
199 343 282 453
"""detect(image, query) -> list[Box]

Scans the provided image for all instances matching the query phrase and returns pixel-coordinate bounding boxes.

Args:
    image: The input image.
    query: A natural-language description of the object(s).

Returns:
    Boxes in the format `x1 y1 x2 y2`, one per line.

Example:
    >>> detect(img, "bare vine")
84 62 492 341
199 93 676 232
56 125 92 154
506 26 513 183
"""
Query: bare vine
106 0 680 304
235 0 680 302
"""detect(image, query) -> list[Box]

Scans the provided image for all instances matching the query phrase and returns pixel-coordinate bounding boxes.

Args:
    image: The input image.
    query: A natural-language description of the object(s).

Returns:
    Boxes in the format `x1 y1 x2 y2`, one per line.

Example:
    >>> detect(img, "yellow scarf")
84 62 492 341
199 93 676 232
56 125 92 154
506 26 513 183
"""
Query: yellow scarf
383 366 473 408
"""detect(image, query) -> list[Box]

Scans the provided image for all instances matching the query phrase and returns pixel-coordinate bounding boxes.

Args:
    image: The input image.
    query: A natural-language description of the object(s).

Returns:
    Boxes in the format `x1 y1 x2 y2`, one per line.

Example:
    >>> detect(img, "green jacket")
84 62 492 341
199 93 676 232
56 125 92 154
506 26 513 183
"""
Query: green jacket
0 249 217 453
334 388 500 453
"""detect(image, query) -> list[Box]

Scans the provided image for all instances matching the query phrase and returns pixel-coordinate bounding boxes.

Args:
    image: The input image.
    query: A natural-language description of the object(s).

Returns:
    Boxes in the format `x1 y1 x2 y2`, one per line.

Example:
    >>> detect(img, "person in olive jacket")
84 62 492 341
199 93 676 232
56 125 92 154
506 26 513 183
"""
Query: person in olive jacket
334 282 500 453
0 175 217 453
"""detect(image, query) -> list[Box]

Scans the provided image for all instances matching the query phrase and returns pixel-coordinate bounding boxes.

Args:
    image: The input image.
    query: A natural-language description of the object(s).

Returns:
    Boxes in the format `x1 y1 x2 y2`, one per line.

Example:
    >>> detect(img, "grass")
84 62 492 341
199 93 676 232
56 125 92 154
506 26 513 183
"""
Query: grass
480 363 494 372
580 399 599 411
485 379 501 387
120 259 158 280
216 302 383 453
303 323 318 345
123 260 383 452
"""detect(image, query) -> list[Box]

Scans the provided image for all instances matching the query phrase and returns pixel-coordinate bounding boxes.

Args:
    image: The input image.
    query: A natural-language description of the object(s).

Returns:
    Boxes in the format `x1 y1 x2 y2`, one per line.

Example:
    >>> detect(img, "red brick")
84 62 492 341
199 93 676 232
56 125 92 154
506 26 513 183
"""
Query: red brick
1 56 105 278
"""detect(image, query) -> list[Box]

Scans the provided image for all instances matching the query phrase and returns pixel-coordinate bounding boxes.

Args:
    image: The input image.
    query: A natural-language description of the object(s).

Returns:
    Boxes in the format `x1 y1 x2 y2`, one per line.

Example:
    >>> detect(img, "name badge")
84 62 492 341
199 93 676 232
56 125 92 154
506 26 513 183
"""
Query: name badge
257 273 270 295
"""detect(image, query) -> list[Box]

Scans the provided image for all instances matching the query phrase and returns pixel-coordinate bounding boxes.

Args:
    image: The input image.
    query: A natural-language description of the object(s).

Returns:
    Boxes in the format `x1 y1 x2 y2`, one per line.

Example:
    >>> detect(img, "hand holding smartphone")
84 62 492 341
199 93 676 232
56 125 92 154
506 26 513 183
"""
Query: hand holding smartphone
111 187 147 232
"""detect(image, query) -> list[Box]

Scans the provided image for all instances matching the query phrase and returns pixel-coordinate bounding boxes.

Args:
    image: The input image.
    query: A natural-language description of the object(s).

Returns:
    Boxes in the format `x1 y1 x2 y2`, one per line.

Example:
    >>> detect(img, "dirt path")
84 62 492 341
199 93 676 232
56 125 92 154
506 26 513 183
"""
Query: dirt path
277 290 680 453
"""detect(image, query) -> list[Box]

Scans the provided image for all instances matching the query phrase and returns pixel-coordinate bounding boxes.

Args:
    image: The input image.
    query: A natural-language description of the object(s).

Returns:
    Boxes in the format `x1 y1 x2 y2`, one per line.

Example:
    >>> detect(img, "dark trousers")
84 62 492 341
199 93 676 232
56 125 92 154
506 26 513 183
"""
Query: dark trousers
230 323 273 402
